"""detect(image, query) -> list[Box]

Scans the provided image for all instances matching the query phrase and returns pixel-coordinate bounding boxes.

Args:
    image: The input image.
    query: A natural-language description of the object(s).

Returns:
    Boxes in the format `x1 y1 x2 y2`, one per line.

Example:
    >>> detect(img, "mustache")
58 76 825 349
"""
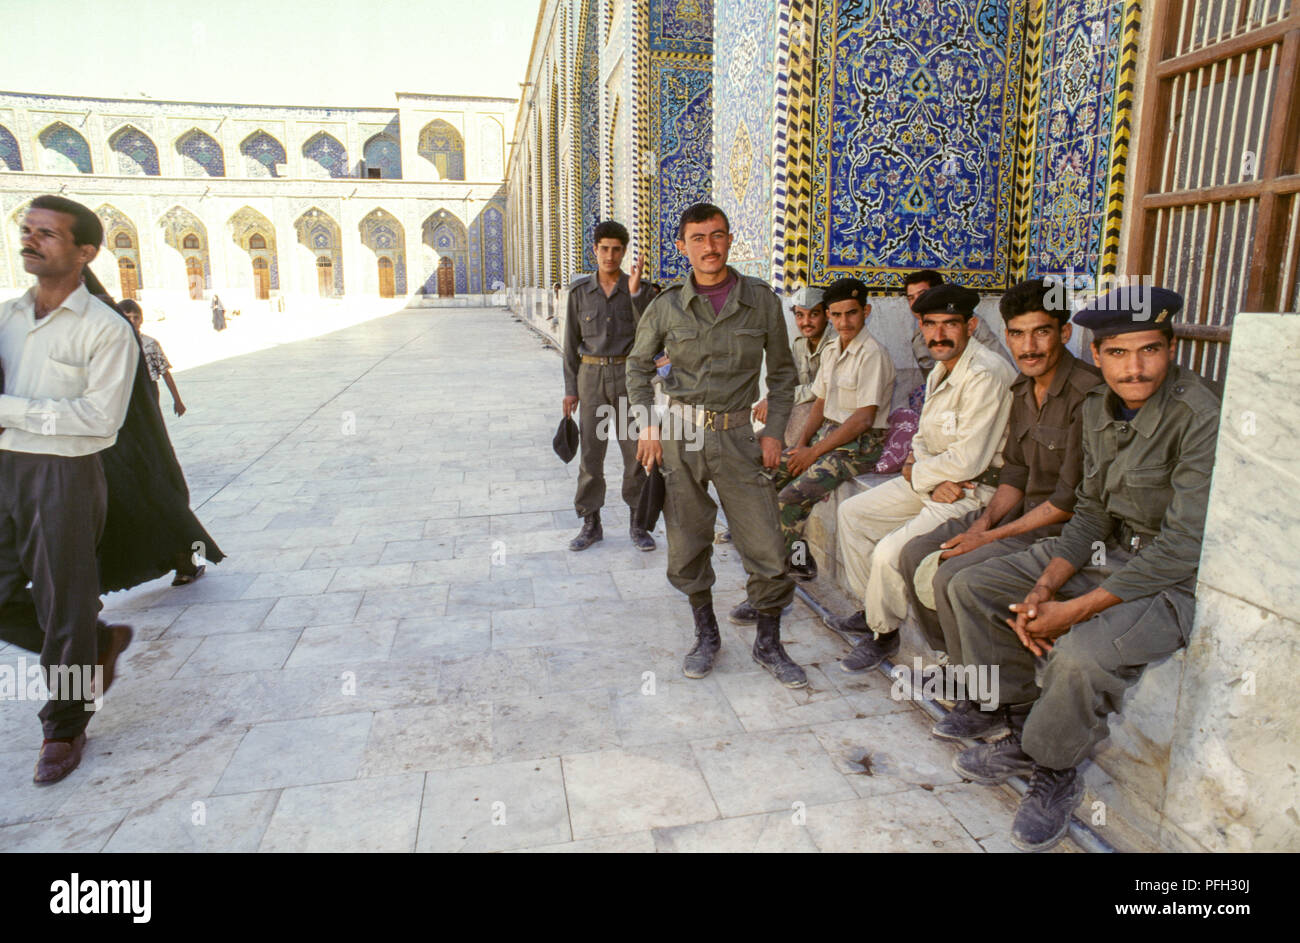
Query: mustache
21 249 42 258
1118 375 1154 384
927 340 954 349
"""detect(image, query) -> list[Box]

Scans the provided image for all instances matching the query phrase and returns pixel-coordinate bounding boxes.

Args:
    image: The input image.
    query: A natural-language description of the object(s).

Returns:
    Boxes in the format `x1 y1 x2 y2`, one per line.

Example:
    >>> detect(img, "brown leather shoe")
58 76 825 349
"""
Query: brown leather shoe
33 733 86 785
97 623 134 695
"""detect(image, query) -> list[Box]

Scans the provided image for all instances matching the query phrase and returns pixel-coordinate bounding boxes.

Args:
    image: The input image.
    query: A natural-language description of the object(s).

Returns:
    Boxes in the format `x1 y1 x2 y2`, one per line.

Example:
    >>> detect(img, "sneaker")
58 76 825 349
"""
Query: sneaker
931 699 1010 742
838 630 900 673
952 735 1035 785
1011 764 1085 852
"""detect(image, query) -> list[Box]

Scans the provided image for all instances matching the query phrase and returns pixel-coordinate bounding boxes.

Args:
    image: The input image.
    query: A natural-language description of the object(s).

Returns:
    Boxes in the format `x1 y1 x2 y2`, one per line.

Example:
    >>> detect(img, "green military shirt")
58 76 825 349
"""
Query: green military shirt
627 267 797 440
792 331 831 405
1052 363 1221 602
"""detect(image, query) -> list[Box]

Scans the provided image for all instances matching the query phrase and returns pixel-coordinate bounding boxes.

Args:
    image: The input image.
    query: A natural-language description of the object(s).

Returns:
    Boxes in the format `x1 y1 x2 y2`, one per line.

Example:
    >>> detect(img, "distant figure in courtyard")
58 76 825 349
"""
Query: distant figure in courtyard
0 195 138 785
627 202 806 689
211 294 226 332
120 300 186 417
561 220 657 552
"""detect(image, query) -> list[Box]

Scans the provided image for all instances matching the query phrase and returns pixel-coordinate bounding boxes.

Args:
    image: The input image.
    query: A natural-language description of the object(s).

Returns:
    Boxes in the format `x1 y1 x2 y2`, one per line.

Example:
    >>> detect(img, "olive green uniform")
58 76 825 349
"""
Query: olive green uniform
947 364 1220 770
626 268 796 612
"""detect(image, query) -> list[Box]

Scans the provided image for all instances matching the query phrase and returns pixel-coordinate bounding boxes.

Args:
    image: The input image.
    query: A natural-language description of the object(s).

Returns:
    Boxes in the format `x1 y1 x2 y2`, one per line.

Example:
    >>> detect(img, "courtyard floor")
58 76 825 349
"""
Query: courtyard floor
0 306 1061 853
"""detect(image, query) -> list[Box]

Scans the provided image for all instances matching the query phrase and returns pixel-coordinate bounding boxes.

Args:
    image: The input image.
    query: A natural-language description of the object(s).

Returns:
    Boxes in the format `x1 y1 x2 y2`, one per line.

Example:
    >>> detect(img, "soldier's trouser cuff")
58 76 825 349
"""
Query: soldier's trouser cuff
688 591 713 609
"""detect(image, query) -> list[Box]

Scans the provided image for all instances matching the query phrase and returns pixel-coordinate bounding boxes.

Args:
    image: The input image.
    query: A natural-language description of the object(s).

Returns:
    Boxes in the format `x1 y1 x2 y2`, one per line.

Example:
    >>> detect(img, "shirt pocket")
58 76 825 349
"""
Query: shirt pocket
579 310 601 341
1118 462 1173 526
43 356 87 400
833 362 860 414
731 327 766 371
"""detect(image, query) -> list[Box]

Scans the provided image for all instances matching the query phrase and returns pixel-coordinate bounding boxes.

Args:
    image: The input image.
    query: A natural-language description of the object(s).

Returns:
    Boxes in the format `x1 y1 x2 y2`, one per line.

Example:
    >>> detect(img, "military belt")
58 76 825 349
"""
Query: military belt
973 466 1002 488
580 355 627 365
1116 522 1155 554
669 398 752 432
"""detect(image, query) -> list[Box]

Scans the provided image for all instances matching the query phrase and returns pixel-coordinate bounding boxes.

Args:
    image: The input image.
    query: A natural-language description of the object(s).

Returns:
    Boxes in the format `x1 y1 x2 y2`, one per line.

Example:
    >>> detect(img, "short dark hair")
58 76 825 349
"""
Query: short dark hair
593 220 629 246
999 277 1070 327
28 195 103 247
119 299 142 316
903 269 944 293
677 202 729 240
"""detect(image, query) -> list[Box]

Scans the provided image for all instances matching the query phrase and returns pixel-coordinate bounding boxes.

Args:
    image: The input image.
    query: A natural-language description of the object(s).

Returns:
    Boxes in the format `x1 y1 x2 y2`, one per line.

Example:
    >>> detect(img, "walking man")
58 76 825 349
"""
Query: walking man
0 195 138 784
562 221 656 551
946 287 1219 851
626 203 806 688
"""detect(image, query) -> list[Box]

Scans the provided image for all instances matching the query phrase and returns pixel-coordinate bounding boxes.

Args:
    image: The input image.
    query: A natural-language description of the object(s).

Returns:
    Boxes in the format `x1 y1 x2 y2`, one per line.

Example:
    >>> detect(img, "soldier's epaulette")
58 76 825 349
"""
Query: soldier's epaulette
1170 371 1222 411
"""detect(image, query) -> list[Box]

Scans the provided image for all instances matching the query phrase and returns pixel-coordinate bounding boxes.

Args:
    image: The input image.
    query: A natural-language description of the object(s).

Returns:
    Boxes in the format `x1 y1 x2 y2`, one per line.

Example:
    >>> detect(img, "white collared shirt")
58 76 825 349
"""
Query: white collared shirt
0 283 138 456
910 335 1017 493
809 328 896 427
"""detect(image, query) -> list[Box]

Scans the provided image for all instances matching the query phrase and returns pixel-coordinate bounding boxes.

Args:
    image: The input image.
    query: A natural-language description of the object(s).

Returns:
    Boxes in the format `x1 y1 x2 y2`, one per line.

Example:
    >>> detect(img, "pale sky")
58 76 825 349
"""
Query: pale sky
0 0 541 106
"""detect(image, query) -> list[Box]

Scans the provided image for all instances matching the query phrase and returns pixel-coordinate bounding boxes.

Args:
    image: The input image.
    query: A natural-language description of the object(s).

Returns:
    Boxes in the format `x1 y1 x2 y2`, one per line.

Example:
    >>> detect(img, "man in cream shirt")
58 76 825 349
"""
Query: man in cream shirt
826 283 1016 671
0 195 138 785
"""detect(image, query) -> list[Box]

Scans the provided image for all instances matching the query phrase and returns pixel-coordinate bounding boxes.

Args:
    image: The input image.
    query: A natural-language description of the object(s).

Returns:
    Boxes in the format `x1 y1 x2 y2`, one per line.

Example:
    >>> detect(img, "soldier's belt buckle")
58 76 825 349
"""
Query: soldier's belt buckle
701 409 716 430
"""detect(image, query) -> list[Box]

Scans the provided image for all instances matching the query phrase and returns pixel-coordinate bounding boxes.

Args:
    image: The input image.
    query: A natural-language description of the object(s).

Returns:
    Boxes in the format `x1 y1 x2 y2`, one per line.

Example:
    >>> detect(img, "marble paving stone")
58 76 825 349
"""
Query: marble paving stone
611 567 675 601
562 744 720 839
259 773 424 852
416 757 571 853
544 641 684 697
690 729 857 818
490 605 599 650
214 712 372 794
517 831 656 852
242 568 337 599
283 621 398 669
810 711 962 798
612 678 743 747
52 728 249 816
389 616 492 661
378 538 457 564
713 666 860 733
174 629 302 677
117 636 204 683
0 810 127 852
652 808 822 853
354 521 428 542
164 599 276 638
358 702 493 776
354 583 450 622
209 547 316 574
327 562 414 593
445 579 534 617
0 749 91 825
529 573 623 608
932 781 1021 844
408 556 494 585
303 542 386 569
802 792 986 853
262 591 363 629
94 605 187 641
491 690 619 761
487 551 572 582
103 791 281 853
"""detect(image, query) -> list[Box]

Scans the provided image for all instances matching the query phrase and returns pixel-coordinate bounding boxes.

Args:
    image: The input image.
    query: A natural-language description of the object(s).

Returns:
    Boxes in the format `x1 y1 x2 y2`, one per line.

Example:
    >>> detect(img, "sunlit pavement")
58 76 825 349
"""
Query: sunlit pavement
0 306 1055 852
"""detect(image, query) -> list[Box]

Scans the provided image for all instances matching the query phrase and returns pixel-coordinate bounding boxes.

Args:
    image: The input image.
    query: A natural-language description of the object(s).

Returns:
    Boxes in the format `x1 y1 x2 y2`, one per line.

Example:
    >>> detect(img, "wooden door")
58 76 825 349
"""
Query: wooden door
118 257 138 301
185 257 203 300
253 257 270 300
437 256 454 297
317 256 333 297
377 256 394 298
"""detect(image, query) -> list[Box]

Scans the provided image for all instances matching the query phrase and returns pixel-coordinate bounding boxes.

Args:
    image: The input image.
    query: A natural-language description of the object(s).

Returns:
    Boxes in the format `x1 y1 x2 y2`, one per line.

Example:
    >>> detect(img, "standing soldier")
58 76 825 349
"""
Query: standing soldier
626 202 805 688
946 287 1220 852
562 221 656 552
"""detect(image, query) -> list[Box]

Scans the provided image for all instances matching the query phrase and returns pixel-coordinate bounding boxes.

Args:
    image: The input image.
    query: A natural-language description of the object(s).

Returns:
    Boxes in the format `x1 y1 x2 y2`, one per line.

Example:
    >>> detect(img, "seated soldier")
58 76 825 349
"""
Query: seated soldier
729 277 895 622
946 286 1220 852
825 284 1017 669
904 269 1012 381
753 285 831 447
897 278 1100 739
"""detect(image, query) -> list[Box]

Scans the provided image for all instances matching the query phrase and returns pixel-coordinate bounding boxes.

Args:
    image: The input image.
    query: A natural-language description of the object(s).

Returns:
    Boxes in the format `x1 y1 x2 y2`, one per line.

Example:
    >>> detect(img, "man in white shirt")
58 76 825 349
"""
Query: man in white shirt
0 195 138 784
826 283 1016 671
730 278 894 625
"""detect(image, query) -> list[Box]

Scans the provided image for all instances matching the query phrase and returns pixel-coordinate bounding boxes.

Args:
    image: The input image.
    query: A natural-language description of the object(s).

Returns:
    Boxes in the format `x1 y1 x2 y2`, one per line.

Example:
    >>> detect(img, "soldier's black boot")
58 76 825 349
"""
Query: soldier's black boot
752 612 808 688
568 511 603 551
951 704 1035 784
683 604 721 679
931 697 1010 742
1011 764 1085 852
839 629 900 673
629 524 656 551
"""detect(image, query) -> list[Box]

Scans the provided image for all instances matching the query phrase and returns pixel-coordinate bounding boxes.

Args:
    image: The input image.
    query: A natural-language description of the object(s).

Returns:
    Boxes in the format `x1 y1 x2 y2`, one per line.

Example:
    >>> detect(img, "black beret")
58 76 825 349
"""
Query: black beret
823 277 870 308
552 415 579 464
913 283 980 317
1073 286 1183 339
635 464 666 532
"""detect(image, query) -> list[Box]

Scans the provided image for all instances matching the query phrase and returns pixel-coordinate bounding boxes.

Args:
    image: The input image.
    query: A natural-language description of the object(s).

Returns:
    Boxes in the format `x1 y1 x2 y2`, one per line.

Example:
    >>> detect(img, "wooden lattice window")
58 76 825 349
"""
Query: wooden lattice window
1126 0 1300 382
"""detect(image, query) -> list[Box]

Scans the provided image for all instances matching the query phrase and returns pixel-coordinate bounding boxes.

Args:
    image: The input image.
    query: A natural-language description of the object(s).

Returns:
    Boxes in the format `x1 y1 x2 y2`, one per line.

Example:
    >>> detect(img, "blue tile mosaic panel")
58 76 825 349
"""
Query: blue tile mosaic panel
39 123 92 174
0 125 21 171
303 133 349 179
712 0 776 278
650 0 713 53
578 0 601 272
419 122 465 181
651 57 713 282
242 131 286 178
810 0 1026 289
1028 0 1125 282
110 126 159 176
177 130 225 177
363 134 401 179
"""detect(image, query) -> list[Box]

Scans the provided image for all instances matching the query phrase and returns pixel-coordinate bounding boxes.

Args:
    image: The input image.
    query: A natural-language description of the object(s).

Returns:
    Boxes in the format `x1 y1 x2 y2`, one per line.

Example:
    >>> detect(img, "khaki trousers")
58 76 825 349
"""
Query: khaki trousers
574 361 644 518
835 475 992 634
